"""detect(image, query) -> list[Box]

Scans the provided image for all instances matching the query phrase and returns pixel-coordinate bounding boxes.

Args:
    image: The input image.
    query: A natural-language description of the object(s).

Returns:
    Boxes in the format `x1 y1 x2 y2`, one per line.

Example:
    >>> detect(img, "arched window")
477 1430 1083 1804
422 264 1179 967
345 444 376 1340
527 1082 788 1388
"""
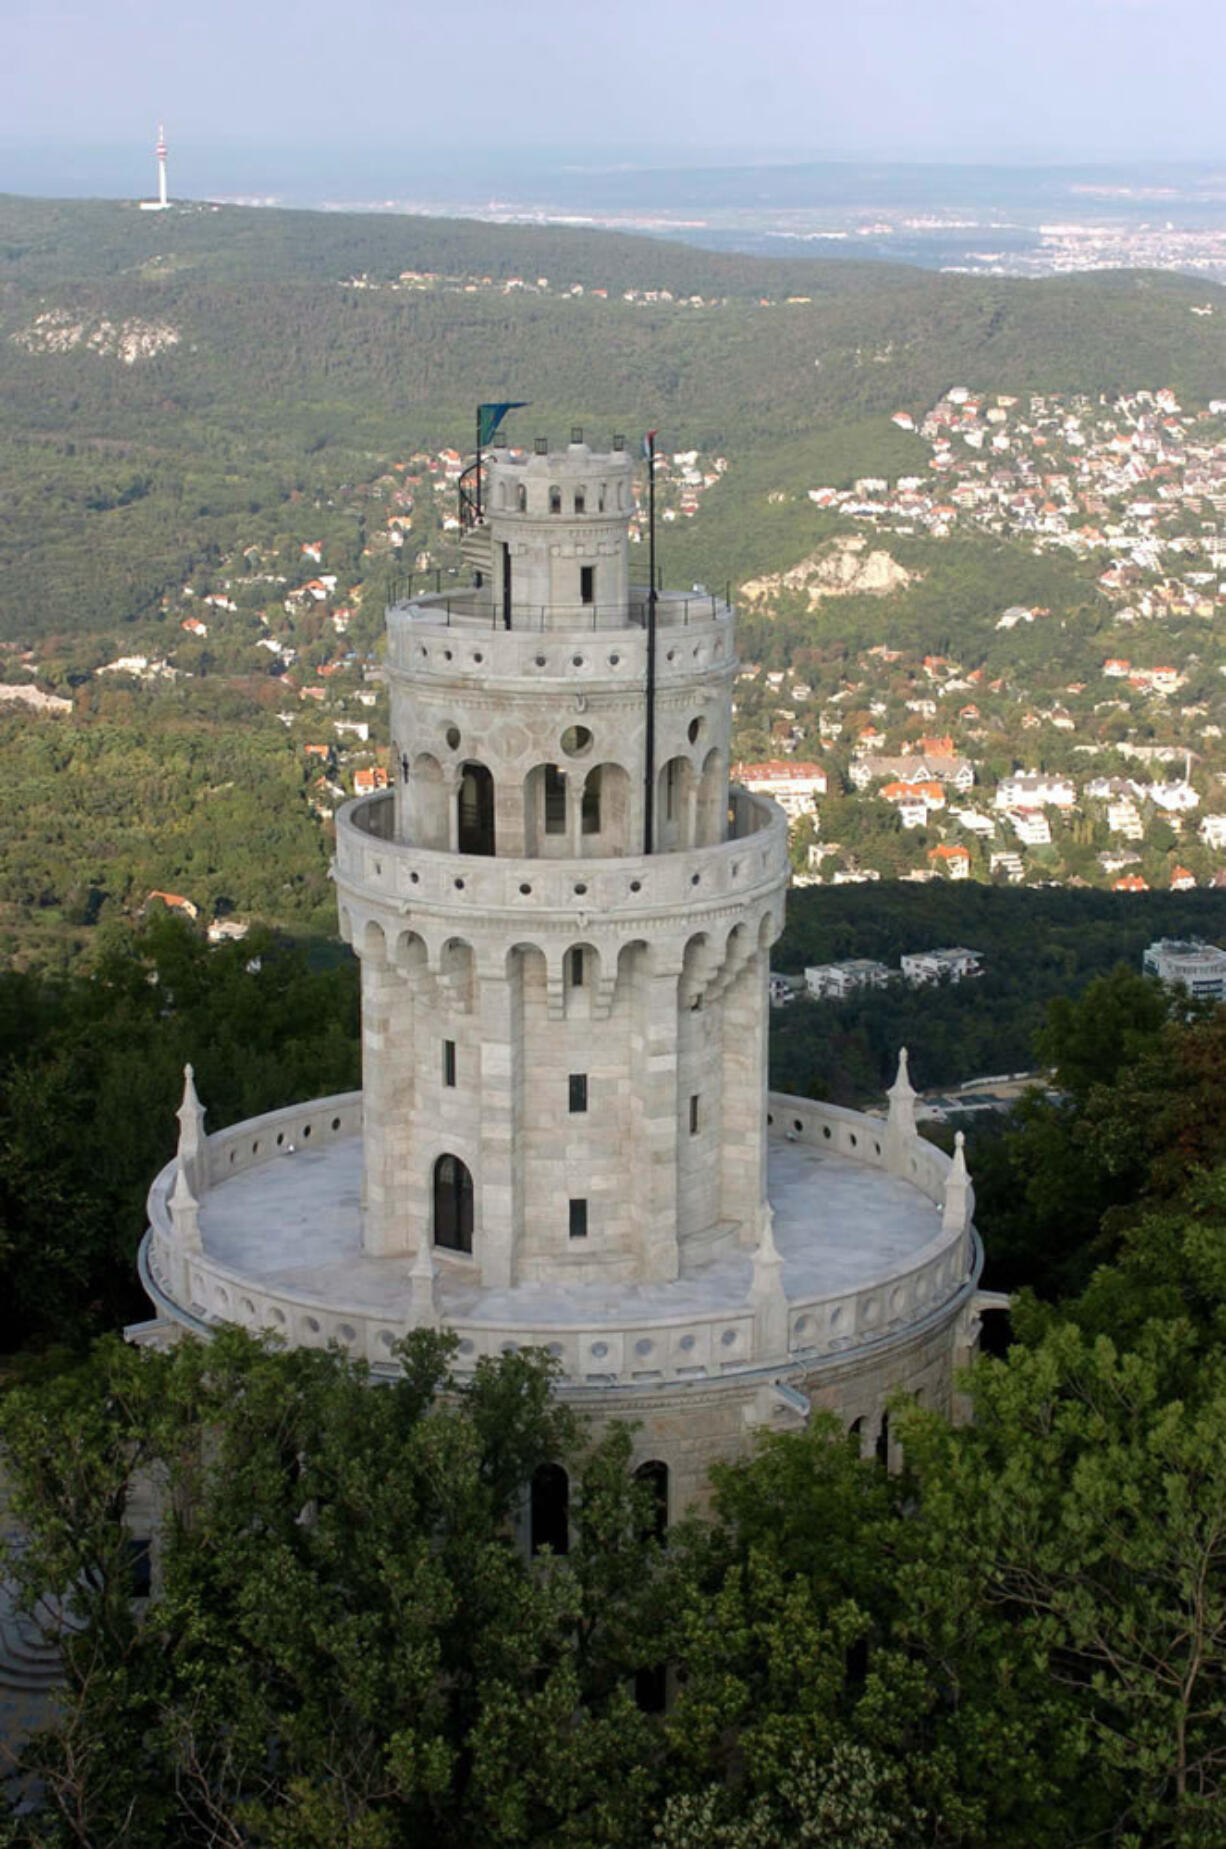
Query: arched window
433 1154 473 1253
597 481 607 513
530 1463 569 1555
458 762 495 856
574 485 586 514
875 1412 890 1470
549 485 562 514
516 482 527 512
634 1460 669 1544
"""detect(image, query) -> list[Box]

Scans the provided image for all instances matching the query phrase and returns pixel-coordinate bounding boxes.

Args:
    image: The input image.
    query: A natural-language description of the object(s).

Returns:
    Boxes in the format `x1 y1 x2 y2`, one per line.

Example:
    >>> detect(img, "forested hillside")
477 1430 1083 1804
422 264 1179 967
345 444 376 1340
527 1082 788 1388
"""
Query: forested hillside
2 194 1223 640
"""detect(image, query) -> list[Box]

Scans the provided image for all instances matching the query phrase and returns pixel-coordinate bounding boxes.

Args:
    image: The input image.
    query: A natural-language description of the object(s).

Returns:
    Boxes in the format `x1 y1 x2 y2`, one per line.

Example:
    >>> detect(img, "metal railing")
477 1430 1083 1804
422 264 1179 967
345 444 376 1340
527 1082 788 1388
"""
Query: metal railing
388 588 733 632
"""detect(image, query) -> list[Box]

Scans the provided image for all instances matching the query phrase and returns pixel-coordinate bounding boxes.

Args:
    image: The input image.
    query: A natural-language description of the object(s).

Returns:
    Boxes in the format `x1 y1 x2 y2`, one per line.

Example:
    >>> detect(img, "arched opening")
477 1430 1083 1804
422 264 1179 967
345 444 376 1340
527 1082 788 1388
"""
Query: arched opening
530 1463 569 1555
580 762 630 854
433 1154 473 1254
875 1412 890 1470
549 485 562 515
458 762 496 856
635 1460 669 1544
574 485 586 514
657 756 692 852
566 944 592 989
411 752 447 849
524 763 568 855
680 932 711 1011
516 482 527 512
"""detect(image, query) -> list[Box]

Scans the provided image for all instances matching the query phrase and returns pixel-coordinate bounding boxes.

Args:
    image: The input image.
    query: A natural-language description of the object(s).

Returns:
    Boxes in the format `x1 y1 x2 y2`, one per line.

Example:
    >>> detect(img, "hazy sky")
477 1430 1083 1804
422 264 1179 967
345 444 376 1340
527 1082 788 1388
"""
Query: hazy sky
2 0 1223 169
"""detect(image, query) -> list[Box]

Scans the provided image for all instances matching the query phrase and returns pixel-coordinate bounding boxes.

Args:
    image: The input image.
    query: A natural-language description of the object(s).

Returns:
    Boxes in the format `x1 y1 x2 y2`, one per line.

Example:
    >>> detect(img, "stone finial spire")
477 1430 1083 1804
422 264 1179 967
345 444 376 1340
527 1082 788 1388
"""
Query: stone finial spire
410 1235 439 1327
885 1046 917 1174
169 1157 202 1253
749 1205 788 1355
942 1130 972 1234
176 1063 208 1198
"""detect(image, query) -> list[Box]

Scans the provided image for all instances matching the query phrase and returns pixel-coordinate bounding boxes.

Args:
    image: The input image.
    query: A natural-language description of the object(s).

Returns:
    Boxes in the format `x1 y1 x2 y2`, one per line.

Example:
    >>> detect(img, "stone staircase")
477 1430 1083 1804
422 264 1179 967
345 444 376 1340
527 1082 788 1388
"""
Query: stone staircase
460 520 493 580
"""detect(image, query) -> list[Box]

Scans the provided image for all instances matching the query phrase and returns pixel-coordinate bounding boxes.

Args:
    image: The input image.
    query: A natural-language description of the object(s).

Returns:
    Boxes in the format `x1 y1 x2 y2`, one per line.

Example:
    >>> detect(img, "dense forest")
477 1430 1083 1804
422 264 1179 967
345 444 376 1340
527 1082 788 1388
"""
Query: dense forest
770 880 1226 1100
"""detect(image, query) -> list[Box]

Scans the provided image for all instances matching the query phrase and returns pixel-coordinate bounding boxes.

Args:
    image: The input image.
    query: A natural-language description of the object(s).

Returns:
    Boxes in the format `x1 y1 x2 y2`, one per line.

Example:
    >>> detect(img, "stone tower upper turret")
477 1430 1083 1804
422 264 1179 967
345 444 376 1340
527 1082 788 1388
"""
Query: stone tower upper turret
483 439 634 626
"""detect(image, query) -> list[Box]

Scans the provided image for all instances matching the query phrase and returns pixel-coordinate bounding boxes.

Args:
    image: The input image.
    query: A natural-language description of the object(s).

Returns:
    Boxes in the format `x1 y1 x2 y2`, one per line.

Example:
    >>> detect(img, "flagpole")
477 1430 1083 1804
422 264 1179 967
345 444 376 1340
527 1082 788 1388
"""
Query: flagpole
644 430 658 855
475 406 483 521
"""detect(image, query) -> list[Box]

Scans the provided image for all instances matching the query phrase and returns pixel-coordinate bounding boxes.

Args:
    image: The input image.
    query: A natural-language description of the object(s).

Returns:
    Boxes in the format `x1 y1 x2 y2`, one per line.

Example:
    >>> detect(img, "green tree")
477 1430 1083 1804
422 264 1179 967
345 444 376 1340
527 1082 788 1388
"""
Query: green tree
0 1330 671 1848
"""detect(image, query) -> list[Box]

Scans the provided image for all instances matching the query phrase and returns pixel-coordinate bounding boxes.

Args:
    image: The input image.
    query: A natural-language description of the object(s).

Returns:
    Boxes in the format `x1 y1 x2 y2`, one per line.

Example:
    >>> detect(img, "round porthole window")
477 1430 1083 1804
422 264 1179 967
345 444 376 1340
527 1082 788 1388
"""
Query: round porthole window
561 724 593 756
688 716 706 744
444 724 461 750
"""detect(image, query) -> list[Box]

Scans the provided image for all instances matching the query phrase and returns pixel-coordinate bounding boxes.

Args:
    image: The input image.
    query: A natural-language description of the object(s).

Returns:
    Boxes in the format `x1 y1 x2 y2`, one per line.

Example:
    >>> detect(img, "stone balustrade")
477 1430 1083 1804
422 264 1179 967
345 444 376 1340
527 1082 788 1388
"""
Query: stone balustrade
142 1090 978 1388
386 590 733 686
335 789 788 927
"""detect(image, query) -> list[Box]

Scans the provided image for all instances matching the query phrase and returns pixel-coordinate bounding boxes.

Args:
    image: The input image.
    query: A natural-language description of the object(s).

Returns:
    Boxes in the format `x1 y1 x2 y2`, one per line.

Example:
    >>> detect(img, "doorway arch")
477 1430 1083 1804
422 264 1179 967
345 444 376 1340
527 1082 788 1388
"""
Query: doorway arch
433 1153 473 1253
458 762 496 856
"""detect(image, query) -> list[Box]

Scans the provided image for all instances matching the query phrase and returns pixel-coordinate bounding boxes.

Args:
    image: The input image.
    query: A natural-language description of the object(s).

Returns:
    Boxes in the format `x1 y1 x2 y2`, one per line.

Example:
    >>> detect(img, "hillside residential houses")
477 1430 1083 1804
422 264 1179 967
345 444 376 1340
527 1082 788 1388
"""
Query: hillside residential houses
732 759 828 819
881 780 946 828
1007 809 1053 846
900 947 984 985
1107 800 1145 840
1143 937 1226 1001
995 772 1077 811
928 843 971 879
804 959 893 999
1146 781 1200 813
849 752 974 793
146 890 199 920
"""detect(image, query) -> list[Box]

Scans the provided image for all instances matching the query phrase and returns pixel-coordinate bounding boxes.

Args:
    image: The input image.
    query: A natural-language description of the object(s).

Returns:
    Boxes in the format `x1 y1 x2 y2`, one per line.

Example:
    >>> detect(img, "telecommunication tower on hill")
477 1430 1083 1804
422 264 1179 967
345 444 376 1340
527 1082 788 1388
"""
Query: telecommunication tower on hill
139 123 170 212
133 411 1000 1521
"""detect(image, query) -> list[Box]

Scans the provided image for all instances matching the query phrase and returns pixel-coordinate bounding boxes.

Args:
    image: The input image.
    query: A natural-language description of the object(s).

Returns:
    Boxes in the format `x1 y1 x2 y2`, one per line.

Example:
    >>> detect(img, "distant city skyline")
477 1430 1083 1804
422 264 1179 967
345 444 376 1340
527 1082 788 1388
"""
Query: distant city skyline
2 0 1224 184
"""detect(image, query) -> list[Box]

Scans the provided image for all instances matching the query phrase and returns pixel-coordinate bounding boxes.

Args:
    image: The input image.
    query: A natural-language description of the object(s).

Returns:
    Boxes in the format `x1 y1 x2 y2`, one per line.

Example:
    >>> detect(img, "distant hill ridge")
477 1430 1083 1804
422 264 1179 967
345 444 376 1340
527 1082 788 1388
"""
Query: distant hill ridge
0 194 1223 642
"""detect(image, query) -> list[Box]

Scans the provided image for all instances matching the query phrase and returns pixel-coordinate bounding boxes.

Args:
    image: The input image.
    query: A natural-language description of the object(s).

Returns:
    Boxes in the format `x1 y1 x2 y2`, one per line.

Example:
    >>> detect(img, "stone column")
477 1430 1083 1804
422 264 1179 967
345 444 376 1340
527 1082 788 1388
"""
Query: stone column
631 950 682 1283
362 956 412 1257
684 776 699 852
477 953 520 1289
567 773 582 857
720 948 769 1245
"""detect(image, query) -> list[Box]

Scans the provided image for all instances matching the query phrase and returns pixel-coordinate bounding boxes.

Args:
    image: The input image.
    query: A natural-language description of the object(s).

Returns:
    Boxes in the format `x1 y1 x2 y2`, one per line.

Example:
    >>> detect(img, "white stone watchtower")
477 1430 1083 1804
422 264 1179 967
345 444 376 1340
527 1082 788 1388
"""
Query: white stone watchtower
137 420 996 1517
344 432 786 1289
